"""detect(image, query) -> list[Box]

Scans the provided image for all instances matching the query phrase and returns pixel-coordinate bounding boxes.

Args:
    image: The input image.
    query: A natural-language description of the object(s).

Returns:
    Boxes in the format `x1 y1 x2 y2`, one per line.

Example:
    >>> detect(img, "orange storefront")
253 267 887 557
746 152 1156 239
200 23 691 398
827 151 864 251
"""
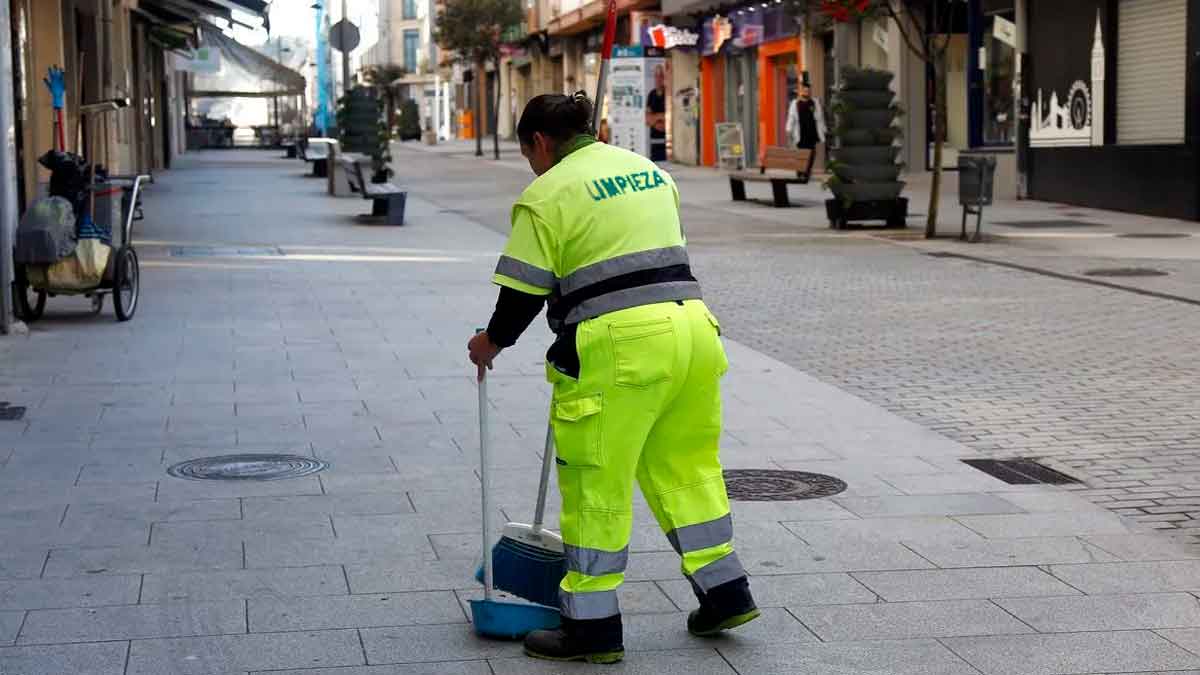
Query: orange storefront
698 8 805 167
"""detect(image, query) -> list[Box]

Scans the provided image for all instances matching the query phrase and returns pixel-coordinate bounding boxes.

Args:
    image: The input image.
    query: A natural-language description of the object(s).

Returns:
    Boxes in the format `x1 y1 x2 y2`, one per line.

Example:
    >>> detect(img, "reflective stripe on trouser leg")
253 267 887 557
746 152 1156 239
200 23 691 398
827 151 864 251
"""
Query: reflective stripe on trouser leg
559 571 623 620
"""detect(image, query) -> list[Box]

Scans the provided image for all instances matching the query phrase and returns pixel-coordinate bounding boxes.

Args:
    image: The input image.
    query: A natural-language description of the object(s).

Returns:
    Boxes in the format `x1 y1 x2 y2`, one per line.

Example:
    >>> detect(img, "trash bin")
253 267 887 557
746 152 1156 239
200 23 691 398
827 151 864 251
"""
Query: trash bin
958 154 997 242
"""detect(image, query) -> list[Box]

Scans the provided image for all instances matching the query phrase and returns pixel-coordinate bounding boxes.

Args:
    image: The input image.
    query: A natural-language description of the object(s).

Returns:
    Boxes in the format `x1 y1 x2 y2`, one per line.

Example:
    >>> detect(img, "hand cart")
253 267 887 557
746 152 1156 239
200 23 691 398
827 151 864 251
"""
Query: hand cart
14 172 150 322
14 97 149 323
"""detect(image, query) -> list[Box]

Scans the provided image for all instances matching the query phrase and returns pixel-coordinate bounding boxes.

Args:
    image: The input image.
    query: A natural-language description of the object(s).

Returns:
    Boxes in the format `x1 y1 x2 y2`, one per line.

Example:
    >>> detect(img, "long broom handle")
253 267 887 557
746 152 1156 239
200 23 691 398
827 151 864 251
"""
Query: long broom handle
531 422 554 535
590 0 618 134
478 368 493 600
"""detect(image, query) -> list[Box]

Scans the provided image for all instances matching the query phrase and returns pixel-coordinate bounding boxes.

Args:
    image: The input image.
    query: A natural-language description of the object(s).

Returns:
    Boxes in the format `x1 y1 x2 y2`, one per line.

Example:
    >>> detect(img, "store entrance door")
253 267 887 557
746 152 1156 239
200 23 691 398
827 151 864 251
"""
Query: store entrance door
724 50 758 163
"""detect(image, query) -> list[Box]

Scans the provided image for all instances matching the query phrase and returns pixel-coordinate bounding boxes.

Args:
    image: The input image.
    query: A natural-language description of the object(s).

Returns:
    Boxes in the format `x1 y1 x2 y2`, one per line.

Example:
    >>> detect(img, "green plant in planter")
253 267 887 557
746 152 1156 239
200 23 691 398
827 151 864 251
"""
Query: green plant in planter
826 65 907 227
398 99 421 141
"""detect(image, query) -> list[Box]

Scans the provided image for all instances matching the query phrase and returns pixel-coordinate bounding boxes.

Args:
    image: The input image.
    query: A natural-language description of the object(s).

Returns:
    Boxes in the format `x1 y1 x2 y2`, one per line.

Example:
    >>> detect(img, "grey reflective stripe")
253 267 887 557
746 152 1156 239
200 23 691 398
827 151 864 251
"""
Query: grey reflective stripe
559 589 620 619
666 514 733 555
687 551 746 593
495 255 556 290
566 281 703 324
559 246 690 296
565 544 629 577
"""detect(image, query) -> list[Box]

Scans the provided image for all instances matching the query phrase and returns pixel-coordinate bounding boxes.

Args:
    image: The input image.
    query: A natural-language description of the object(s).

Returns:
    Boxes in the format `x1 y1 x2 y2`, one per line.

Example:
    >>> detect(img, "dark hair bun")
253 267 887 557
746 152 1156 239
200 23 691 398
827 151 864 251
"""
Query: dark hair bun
517 92 596 146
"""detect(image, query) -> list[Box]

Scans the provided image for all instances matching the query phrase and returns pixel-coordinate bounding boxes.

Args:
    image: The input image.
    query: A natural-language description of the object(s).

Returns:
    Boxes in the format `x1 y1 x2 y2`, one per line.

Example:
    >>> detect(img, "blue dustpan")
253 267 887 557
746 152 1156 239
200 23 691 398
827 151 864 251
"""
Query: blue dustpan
470 598 561 639
471 373 561 641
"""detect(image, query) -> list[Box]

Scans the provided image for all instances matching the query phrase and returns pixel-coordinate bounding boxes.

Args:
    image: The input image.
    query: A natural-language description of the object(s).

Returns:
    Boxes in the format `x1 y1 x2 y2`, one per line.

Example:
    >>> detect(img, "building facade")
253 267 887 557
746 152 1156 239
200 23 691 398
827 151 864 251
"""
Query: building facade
363 0 441 133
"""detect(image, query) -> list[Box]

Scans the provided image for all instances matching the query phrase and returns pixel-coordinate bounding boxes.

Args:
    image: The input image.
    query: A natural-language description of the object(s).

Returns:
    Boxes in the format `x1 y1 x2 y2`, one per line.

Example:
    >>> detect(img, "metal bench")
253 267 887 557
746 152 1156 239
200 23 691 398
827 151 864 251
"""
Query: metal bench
729 146 814 208
339 153 407 226
302 138 336 177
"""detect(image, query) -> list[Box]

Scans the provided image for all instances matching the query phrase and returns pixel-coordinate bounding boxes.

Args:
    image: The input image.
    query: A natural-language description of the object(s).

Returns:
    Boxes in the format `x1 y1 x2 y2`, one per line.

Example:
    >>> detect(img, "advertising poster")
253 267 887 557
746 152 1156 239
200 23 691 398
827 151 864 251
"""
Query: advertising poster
607 46 668 161
608 46 648 157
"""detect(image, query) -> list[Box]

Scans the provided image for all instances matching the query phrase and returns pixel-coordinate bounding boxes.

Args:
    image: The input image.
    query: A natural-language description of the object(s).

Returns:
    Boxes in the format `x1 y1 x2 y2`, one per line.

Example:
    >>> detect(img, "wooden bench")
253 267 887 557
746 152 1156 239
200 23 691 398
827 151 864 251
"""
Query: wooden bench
728 146 814 208
339 154 407 226
302 138 336 177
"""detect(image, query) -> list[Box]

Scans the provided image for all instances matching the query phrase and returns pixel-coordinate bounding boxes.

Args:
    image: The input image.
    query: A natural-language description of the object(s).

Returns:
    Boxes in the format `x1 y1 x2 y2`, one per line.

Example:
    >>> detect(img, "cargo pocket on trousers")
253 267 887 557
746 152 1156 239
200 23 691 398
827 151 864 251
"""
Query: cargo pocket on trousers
704 311 730 377
610 318 676 388
551 393 604 468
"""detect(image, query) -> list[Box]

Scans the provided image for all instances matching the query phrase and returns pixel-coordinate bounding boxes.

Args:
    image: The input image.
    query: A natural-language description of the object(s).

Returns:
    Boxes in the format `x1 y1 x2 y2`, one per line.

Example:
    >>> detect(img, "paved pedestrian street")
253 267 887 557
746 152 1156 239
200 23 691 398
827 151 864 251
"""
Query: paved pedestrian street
1 148 1199 673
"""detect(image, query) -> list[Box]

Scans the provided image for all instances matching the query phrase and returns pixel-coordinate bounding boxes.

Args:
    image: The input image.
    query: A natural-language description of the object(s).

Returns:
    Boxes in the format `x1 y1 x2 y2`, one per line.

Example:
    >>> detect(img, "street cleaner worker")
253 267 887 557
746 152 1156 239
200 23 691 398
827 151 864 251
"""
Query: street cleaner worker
467 91 759 664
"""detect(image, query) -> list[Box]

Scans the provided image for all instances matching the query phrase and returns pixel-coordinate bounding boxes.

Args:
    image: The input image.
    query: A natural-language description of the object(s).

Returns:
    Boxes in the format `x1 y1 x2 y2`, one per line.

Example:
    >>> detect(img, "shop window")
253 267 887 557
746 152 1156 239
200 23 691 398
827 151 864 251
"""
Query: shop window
980 9 1016 145
1117 0 1187 145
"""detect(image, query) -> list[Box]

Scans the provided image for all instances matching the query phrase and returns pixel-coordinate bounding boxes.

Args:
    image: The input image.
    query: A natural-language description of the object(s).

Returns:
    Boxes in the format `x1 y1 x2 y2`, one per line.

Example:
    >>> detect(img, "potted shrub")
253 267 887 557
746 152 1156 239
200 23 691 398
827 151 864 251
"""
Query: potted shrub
398 99 422 142
824 65 908 229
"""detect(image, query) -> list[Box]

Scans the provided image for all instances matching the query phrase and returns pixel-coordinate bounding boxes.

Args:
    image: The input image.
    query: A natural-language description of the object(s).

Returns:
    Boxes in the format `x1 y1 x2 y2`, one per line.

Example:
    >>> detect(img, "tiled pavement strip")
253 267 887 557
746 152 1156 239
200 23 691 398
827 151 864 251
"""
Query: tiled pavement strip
0 149 1191 673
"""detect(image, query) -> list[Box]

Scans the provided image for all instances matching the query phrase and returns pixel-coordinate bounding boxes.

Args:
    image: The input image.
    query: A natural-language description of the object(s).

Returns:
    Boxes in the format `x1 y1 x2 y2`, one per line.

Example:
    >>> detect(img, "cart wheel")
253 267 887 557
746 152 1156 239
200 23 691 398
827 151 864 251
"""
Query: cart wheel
89 294 104 315
112 246 139 322
13 266 46 322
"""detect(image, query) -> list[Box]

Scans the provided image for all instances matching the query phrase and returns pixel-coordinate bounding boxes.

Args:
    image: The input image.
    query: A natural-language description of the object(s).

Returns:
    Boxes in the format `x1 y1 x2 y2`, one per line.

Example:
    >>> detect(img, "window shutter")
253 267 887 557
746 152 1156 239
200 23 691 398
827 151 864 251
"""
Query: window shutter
1117 0 1188 145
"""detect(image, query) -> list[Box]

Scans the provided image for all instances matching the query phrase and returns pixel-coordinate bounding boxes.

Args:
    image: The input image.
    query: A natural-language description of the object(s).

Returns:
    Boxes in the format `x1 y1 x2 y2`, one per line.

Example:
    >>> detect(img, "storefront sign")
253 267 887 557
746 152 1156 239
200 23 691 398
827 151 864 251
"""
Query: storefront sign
702 16 733 55
993 15 1016 48
648 25 699 50
630 11 663 47
734 16 763 48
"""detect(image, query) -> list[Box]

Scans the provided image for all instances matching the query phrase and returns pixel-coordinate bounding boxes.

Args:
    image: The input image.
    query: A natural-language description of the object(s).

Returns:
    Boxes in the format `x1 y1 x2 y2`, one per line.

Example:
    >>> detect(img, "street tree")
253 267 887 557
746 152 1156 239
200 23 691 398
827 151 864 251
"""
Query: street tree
362 64 408 137
435 0 523 160
813 0 963 238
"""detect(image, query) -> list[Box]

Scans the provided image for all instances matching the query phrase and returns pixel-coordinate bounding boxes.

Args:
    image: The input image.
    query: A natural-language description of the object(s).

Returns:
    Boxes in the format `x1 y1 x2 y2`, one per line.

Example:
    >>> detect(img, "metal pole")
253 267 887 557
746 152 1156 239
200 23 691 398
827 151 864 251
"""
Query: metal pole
341 0 350 97
0 0 19 332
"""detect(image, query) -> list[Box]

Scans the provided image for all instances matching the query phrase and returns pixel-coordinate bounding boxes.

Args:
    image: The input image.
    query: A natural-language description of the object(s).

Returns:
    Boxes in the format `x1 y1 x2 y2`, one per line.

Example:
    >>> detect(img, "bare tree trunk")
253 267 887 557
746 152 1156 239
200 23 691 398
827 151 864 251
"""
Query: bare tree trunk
926 58 946 238
492 55 501 160
474 60 484 157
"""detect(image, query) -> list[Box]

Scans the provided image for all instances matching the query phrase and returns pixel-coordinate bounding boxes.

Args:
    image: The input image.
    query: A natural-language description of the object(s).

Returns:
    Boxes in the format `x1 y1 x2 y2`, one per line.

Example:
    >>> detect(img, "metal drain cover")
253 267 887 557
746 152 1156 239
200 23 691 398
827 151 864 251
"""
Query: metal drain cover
0 402 26 421
724 470 847 501
170 246 283 258
167 454 328 481
1083 267 1168 277
1117 233 1191 239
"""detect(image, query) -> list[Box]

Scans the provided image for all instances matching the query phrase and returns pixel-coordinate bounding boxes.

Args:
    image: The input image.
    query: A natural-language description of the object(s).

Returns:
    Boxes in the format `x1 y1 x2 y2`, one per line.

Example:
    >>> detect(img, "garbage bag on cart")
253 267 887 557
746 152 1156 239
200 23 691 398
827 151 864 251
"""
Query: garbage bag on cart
38 150 92 218
25 239 111 290
15 196 76 264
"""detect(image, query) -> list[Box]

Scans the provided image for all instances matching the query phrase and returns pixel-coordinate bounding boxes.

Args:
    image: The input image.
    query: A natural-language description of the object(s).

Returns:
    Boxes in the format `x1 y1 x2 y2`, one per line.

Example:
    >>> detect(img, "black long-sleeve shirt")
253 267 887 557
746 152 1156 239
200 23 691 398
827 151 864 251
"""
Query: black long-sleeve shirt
485 286 546 348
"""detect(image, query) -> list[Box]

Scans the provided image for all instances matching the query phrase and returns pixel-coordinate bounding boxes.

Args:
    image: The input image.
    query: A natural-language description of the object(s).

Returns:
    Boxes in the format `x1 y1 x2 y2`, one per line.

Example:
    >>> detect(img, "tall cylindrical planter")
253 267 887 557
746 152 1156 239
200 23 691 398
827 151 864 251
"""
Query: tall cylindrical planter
826 66 908 229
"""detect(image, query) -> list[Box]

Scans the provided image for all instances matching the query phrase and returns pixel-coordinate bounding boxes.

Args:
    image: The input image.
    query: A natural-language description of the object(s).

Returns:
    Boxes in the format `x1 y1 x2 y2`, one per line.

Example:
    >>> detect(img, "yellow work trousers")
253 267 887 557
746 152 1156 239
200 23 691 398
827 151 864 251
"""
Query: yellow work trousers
547 299 744 620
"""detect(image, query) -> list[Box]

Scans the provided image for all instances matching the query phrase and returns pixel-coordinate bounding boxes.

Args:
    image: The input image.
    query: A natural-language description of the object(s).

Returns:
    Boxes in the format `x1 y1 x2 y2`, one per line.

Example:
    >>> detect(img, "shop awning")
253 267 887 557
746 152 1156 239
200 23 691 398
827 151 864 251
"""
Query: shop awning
191 22 306 95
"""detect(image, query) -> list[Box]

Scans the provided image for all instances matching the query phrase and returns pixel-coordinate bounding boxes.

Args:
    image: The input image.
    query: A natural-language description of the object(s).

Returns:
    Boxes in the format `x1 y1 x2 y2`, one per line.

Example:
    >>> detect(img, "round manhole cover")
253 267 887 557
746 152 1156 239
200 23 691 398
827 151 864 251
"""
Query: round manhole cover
1083 267 1168 278
1117 233 1191 239
723 469 847 501
167 454 328 481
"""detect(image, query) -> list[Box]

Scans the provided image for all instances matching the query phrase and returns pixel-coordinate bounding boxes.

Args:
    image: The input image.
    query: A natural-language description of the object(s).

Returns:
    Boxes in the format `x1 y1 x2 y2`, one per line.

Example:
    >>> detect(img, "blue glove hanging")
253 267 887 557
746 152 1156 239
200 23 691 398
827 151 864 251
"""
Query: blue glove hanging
44 66 66 110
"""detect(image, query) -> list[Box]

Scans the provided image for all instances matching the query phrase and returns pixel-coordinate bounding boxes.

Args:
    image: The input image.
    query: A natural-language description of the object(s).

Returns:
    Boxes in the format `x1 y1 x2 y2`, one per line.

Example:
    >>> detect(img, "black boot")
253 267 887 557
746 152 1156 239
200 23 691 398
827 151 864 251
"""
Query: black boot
524 614 624 664
688 576 760 637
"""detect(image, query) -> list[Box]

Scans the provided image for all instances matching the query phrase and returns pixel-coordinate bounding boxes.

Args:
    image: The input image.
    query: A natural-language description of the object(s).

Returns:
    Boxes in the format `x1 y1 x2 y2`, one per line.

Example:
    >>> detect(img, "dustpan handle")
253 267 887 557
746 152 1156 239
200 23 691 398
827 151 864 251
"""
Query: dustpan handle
532 421 554 535
478 369 493 600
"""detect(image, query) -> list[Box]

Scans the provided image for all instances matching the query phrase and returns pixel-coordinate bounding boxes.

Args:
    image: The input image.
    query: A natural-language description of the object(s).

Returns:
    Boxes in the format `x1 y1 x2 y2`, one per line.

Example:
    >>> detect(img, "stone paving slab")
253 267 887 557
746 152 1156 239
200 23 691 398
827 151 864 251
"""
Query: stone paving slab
360 623 524 664
489 648 737 674
454 581 678 616
42 540 243 577
792 599 1033 641
17 600 246 644
941 631 1200 675
253 664 493 675
125 629 366 674
852 567 1083 602
832 494 1025 518
249 591 463 632
1049 560 1200 594
995 593 1200 633
0 641 128 675
0 575 140 611
902 536 1119 568
717 638 981 675
0 610 23 644
140 566 348 603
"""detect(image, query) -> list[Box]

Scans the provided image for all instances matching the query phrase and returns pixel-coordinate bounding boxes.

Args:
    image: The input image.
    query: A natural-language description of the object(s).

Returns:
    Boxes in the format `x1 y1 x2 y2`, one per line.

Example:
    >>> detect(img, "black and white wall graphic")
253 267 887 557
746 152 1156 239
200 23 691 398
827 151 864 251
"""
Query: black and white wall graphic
1030 11 1105 147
